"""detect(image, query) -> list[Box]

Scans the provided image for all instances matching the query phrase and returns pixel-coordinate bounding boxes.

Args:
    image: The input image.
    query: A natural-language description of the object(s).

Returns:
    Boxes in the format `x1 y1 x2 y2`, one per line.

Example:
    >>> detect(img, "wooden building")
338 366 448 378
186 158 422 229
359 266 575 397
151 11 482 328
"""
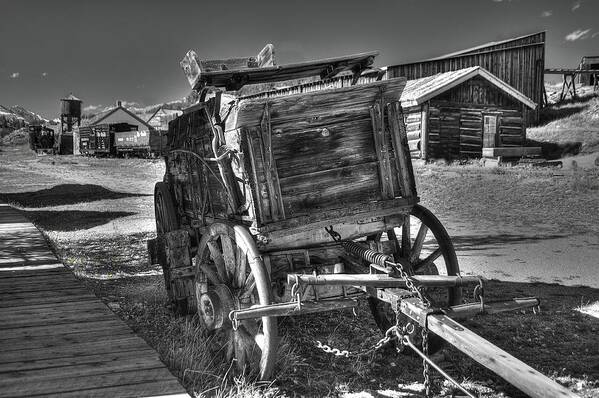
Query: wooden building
578 56 599 86
387 32 545 126
400 67 537 160
84 101 155 131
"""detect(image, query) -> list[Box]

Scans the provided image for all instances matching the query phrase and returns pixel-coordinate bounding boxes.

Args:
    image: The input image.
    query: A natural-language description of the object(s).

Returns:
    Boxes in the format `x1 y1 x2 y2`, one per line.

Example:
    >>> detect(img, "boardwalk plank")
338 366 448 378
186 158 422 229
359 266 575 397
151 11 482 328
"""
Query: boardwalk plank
35 379 188 398
0 351 164 382
0 367 178 397
0 318 128 338
0 327 137 351
0 348 160 373
0 335 149 363
0 204 188 397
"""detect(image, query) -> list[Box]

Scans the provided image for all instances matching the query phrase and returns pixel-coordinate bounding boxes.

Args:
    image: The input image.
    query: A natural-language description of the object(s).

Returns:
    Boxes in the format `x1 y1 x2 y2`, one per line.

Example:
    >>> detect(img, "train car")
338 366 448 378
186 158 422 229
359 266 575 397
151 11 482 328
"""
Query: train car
79 122 137 156
28 125 56 155
114 128 165 157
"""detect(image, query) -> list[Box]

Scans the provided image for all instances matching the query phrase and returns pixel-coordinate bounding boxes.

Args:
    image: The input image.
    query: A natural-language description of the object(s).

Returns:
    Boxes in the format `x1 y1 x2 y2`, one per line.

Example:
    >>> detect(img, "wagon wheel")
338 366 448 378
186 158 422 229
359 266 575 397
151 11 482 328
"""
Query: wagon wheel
154 182 188 313
195 222 278 380
368 204 461 354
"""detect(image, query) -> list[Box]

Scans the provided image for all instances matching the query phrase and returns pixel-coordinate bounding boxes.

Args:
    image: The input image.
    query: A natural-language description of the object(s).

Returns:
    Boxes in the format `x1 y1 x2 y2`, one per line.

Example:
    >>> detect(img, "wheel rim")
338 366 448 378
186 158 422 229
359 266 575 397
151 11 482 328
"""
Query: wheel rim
195 222 277 380
369 204 461 353
154 183 182 309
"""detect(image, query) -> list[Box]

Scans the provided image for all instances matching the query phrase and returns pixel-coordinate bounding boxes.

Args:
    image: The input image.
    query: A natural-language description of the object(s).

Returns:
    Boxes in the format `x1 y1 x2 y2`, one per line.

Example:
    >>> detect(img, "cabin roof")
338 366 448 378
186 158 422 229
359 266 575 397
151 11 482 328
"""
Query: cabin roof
400 66 537 109
85 105 153 128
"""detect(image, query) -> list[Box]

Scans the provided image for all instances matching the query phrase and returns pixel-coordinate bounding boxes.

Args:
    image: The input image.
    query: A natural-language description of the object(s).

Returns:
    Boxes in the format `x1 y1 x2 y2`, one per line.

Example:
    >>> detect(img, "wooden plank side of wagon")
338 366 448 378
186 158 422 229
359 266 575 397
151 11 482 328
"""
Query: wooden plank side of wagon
0 204 190 398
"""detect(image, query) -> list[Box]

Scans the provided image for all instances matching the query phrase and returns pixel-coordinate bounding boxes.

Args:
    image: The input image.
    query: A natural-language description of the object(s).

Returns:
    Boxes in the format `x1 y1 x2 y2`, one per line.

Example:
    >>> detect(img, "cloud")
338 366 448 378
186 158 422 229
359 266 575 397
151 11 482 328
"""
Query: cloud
593 32 599 38
541 10 552 17
572 1 581 11
83 104 104 112
9 72 19 79
42 72 48 77
565 28 591 41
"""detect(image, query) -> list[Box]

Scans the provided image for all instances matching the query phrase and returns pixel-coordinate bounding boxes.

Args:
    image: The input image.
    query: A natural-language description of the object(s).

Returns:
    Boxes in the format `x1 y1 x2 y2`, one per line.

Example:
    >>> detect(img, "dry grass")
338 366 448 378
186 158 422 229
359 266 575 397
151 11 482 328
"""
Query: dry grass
527 94 599 156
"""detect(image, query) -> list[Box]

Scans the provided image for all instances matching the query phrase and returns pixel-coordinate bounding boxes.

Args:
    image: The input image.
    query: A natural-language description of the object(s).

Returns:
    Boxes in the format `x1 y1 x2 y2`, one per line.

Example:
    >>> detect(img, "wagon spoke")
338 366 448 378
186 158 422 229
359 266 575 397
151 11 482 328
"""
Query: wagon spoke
221 235 237 282
401 215 411 258
198 262 223 286
409 223 429 263
413 247 442 273
207 240 228 283
236 246 247 289
239 273 256 300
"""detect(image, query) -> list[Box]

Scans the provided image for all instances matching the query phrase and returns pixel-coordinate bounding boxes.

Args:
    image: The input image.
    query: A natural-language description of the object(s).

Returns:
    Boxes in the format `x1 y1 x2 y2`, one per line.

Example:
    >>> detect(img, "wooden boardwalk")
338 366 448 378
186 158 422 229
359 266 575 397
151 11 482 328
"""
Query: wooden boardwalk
0 204 190 398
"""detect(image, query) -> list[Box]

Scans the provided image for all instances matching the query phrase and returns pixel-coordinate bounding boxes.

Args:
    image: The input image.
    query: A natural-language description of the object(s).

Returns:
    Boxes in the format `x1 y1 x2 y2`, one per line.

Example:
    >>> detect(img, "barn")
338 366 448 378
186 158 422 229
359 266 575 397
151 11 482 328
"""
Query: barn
387 31 545 126
400 66 537 160
578 56 599 86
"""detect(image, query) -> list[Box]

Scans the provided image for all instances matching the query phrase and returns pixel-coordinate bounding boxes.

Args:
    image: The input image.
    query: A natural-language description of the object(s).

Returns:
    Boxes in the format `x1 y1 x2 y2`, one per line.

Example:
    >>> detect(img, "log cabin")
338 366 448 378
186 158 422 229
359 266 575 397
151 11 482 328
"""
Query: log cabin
399 66 537 161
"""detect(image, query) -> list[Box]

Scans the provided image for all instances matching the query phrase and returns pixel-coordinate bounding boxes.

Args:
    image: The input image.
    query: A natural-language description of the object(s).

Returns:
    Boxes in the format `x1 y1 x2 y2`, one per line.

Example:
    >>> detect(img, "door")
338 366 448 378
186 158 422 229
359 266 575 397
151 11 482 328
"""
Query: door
483 115 498 148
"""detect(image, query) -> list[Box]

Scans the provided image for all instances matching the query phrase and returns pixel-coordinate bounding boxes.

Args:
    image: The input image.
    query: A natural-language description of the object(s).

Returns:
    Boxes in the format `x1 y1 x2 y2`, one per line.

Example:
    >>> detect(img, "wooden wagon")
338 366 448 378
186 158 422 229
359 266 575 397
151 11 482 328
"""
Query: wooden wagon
148 46 578 397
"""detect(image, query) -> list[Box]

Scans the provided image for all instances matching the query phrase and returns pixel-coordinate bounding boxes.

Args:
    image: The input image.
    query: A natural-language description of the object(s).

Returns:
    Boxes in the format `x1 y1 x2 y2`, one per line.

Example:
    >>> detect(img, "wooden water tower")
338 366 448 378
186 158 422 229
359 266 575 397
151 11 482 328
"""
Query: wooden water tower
60 94 82 133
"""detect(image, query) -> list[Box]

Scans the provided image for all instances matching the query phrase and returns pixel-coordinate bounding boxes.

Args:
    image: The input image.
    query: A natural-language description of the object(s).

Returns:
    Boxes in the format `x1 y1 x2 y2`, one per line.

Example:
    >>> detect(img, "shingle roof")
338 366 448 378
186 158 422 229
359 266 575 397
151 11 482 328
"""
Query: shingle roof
84 105 153 129
399 66 536 109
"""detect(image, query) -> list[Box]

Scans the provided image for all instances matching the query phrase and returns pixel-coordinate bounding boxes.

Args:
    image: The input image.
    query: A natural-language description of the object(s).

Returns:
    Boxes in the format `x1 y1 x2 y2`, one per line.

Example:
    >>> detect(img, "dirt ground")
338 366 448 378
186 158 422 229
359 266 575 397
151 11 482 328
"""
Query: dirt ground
1 144 598 397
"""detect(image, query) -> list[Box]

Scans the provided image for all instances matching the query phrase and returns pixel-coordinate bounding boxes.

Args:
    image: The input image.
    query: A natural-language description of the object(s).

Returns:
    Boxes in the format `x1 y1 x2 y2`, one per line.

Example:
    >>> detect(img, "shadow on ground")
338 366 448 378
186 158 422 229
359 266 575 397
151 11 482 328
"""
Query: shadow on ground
25 210 136 231
526 138 583 159
450 233 568 251
0 184 150 207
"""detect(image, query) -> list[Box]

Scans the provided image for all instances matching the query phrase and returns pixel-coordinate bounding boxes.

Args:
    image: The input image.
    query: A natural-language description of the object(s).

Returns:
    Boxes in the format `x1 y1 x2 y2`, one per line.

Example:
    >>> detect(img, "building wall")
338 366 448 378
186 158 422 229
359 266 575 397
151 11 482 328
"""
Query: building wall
388 32 544 126
409 77 526 160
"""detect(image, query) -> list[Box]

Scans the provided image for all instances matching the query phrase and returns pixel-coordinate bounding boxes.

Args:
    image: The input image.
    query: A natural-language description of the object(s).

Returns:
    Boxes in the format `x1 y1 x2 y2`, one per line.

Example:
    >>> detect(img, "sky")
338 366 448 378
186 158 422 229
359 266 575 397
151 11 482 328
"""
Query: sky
1 0 598 119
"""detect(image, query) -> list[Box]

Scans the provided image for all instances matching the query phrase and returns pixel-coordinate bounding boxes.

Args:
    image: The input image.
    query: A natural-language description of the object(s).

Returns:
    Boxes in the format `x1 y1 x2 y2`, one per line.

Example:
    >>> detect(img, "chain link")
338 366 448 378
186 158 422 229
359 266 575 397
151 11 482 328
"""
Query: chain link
314 323 405 358
422 326 431 397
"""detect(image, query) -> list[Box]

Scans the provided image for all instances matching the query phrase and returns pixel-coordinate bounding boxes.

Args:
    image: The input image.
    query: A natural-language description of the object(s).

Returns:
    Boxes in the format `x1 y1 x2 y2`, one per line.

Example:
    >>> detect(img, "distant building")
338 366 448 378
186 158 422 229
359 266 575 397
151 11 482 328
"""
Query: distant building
578 56 599 86
84 101 155 131
387 32 545 126
399 67 537 161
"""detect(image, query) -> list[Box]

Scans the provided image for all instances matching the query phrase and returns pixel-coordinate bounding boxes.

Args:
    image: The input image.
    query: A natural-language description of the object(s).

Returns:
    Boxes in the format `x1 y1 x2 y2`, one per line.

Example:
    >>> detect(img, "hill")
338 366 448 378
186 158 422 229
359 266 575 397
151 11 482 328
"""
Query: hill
527 92 599 157
0 105 49 138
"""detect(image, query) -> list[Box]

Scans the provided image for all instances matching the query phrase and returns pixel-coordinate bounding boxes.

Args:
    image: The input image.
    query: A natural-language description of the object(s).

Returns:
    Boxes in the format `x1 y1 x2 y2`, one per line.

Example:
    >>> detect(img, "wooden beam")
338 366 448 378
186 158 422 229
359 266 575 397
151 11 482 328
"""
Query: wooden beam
425 313 579 398
483 146 541 158
420 103 429 160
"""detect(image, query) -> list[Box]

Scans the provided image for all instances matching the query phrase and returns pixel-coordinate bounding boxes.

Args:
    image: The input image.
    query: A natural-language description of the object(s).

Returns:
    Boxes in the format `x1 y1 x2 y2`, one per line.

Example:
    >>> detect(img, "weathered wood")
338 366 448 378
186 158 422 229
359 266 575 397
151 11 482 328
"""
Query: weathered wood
425 314 578 398
189 50 379 91
388 32 545 125
483 146 541 157
0 366 179 397
387 102 417 198
370 98 395 198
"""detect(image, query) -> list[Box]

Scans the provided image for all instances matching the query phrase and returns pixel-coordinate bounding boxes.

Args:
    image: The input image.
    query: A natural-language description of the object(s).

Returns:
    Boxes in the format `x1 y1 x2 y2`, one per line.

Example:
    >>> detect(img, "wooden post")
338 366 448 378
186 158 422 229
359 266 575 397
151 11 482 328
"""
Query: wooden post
420 103 429 160
387 102 417 199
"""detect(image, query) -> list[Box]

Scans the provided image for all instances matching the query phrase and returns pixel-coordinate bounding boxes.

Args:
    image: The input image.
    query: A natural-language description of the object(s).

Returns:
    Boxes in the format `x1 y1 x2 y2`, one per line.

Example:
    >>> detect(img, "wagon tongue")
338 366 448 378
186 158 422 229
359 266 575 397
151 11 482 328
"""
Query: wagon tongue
180 44 379 91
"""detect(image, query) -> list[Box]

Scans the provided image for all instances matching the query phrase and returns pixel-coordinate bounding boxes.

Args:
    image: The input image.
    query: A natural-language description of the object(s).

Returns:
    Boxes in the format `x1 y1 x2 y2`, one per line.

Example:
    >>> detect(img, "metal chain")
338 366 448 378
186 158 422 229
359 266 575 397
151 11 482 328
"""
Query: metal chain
422 326 431 397
314 323 406 358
